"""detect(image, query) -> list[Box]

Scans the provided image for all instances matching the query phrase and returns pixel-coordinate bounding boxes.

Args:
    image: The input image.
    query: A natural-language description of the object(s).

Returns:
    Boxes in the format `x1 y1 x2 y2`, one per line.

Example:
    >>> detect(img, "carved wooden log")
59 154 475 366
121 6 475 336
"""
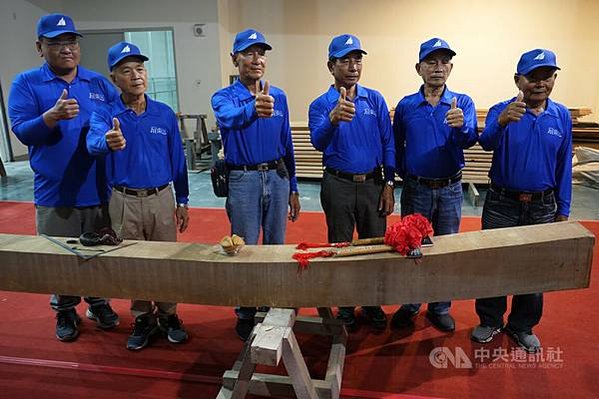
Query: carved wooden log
0 222 594 307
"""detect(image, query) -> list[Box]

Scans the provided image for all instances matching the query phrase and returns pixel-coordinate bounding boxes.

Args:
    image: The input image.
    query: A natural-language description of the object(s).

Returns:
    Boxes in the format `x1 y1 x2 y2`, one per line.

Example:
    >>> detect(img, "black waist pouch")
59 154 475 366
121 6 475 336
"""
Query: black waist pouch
211 159 229 197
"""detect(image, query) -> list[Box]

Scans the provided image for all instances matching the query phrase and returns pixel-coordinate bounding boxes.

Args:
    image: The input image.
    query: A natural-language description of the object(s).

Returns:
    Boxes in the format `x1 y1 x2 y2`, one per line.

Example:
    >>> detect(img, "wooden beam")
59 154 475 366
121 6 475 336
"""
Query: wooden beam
468 182 480 207
0 222 594 307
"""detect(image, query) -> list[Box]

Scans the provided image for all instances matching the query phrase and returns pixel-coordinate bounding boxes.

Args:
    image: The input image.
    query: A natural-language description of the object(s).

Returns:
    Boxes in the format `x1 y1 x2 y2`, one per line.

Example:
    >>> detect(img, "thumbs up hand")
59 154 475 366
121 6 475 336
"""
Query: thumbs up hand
445 97 464 128
255 80 275 118
329 86 356 125
105 117 126 151
499 90 526 127
43 89 80 126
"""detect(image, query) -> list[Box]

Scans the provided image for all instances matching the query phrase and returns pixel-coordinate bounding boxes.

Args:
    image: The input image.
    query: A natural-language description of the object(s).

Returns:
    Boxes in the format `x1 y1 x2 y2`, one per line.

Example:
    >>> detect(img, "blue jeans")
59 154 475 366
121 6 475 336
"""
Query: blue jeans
475 187 556 333
399 178 463 315
226 169 289 319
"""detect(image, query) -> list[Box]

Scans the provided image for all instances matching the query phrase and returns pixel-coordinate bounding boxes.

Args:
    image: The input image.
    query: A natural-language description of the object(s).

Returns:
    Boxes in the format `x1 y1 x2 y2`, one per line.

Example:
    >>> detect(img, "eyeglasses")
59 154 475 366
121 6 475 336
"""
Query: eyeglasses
44 39 80 50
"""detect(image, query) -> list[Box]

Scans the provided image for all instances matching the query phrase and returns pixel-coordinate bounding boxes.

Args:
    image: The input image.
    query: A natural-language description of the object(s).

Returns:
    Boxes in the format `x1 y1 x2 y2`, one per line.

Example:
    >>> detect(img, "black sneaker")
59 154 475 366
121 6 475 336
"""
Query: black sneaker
390 308 418 329
127 314 159 351
426 311 455 332
504 325 541 353
235 317 255 342
336 307 357 332
56 309 81 342
158 314 188 344
471 324 502 343
86 304 119 329
362 306 387 330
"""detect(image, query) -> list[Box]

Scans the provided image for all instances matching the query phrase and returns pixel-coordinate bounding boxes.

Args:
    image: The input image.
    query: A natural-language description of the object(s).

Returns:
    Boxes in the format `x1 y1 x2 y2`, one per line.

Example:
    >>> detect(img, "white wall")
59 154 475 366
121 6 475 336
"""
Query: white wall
61 0 223 135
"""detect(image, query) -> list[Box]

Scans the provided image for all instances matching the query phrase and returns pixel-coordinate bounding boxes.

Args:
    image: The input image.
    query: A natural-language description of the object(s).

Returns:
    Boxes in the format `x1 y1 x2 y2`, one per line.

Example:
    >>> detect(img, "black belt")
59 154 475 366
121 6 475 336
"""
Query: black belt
407 171 462 188
326 167 378 183
491 184 553 203
227 159 279 172
113 184 169 197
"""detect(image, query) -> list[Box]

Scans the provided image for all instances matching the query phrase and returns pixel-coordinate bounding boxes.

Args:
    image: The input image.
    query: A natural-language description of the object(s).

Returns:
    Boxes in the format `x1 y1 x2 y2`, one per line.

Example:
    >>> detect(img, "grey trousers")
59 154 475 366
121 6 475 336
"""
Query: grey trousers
36 205 111 312
109 185 178 318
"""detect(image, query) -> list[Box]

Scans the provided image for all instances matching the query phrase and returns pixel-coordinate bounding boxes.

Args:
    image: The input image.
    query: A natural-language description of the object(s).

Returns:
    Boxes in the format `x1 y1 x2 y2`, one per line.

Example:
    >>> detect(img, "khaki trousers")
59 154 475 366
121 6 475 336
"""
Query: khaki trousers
109 185 177 318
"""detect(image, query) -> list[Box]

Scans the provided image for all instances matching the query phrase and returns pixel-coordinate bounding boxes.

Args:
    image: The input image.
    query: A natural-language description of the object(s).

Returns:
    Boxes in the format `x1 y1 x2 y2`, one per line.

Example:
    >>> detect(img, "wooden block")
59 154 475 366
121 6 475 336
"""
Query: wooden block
0 222 594 307
222 371 332 398
251 323 290 366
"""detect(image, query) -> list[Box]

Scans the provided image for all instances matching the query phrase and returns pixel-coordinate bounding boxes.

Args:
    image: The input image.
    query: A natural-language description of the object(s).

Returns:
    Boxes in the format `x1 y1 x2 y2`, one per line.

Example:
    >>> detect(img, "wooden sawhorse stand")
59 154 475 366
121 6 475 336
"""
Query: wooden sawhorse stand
217 307 347 398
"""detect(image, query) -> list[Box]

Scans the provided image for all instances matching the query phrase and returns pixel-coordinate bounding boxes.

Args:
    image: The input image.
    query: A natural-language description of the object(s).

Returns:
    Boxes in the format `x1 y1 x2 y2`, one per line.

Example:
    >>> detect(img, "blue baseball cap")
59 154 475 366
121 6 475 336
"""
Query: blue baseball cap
36 13 82 38
418 38 456 62
232 29 272 53
516 49 560 75
107 42 149 71
328 34 367 59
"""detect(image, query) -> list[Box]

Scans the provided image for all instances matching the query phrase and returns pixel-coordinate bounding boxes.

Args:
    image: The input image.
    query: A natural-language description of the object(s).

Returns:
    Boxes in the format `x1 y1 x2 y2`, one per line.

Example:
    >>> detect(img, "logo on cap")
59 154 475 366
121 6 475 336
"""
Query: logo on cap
57 17 66 26
248 32 257 40
533 51 545 61
345 37 354 45
121 45 131 53
433 40 442 47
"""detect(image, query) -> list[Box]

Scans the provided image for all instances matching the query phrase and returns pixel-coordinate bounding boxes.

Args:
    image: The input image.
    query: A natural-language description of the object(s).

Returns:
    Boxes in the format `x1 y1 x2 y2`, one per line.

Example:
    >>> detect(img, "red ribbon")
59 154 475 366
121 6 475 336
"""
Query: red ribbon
295 242 350 250
292 250 335 272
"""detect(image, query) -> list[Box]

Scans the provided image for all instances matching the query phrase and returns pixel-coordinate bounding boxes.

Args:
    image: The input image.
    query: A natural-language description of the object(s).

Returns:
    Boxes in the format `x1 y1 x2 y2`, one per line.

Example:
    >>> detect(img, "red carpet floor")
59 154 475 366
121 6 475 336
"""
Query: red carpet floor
0 201 597 399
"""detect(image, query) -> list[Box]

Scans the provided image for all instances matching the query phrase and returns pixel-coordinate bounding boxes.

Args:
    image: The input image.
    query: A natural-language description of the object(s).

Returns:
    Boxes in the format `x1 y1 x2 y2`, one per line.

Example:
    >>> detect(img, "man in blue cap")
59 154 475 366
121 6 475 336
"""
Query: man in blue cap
472 49 571 353
309 34 395 332
391 38 478 333
87 41 190 350
211 29 301 341
8 13 119 342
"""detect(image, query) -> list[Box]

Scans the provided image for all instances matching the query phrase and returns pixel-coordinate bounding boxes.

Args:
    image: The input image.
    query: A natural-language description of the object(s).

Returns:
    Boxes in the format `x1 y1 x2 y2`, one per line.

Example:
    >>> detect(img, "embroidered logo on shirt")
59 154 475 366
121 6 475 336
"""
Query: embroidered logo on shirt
433 40 442 47
57 18 66 26
248 33 257 40
533 51 545 61
547 127 562 138
89 92 105 102
363 108 376 116
345 37 354 45
150 126 167 135
272 110 284 117
121 45 131 53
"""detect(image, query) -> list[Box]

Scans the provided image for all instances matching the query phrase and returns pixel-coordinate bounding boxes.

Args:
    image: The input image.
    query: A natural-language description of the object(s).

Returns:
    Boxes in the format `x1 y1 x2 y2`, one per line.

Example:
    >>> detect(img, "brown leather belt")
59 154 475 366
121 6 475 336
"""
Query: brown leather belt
326 167 378 183
491 184 553 203
406 171 462 189
113 184 169 197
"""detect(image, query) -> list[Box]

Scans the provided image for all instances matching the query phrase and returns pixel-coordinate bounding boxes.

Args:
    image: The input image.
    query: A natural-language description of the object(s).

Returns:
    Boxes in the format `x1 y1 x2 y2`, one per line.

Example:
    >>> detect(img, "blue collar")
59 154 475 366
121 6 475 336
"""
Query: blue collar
416 85 453 106
41 63 93 83
232 79 258 101
113 94 159 117
325 84 367 103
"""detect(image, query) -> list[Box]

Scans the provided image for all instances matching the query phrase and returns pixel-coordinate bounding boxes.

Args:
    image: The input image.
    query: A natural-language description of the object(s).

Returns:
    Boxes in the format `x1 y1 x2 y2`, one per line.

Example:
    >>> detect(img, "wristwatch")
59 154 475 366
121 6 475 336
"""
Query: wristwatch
177 203 188 208
385 180 395 188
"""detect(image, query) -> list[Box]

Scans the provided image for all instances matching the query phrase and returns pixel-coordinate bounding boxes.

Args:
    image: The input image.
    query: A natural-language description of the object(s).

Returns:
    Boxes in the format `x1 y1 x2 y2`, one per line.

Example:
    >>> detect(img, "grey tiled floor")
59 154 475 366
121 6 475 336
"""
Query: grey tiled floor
1 161 598 220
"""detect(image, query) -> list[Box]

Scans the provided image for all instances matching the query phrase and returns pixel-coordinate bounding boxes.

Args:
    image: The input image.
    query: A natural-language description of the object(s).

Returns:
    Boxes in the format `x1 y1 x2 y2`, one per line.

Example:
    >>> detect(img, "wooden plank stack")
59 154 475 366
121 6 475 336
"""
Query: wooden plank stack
292 107 597 183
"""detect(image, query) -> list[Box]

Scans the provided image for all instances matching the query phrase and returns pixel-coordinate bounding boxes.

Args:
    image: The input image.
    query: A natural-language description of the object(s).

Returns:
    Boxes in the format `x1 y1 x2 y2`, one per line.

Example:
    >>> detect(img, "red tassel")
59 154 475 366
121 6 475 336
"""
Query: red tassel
292 250 335 272
384 214 433 256
295 242 350 250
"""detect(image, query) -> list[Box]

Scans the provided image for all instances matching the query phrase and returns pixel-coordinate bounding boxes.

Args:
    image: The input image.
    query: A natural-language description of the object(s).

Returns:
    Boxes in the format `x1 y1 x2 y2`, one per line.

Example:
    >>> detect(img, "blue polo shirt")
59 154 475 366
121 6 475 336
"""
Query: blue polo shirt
8 63 118 207
393 85 478 179
211 80 298 193
87 95 189 205
309 84 395 182
479 97 572 216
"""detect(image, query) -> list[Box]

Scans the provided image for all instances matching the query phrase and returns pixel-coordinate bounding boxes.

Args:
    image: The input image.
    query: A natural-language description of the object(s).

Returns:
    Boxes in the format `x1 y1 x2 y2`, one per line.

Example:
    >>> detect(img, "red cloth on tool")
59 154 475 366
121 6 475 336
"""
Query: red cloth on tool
384 214 432 256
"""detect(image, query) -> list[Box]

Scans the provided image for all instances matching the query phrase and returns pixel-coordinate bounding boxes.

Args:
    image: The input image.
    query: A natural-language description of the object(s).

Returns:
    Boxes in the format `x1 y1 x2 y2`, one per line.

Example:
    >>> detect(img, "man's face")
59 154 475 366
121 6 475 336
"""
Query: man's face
36 33 80 72
111 59 148 96
416 50 453 88
328 51 363 87
232 44 267 82
515 67 557 104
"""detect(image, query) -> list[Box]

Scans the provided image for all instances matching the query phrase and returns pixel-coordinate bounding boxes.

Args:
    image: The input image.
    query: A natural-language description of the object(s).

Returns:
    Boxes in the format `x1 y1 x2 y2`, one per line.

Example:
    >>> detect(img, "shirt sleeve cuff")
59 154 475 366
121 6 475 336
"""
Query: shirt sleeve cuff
289 177 298 193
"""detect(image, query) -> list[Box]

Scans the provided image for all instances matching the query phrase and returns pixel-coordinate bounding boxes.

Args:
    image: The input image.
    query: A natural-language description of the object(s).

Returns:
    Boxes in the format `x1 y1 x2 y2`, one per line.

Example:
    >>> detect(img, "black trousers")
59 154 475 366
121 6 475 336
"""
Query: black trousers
321 171 387 313
475 188 557 333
